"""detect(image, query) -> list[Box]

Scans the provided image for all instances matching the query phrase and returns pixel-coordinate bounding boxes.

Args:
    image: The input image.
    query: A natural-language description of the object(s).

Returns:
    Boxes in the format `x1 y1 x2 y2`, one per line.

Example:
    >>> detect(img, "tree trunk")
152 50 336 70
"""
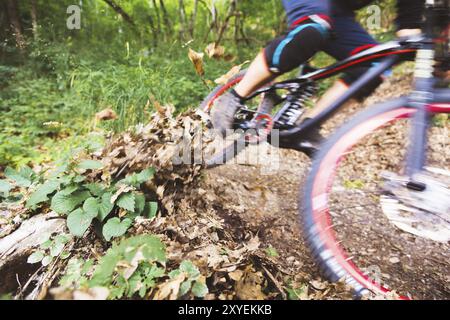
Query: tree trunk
159 0 172 36
30 0 38 39
5 0 25 51
189 0 199 38
103 0 138 31
203 0 219 42
148 11 158 47
216 0 237 46
0 2 7 39
151 0 161 35
233 0 240 45
178 0 187 40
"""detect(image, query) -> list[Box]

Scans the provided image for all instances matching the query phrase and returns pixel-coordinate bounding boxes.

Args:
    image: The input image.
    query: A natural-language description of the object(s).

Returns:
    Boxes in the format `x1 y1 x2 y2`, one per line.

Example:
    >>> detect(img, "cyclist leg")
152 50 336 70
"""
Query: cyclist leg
234 1 332 97
213 0 333 136
306 9 383 118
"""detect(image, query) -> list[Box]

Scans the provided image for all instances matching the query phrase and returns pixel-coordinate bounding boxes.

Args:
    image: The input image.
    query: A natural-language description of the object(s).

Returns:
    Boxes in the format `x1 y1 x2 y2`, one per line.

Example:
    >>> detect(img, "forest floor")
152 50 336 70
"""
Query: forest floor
200 73 449 300
0 73 448 300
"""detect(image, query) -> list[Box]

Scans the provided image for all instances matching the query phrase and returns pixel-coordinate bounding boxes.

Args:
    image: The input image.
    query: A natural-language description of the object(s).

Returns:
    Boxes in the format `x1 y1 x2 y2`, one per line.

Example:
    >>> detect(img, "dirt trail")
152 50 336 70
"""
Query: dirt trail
0 73 448 300
201 74 450 299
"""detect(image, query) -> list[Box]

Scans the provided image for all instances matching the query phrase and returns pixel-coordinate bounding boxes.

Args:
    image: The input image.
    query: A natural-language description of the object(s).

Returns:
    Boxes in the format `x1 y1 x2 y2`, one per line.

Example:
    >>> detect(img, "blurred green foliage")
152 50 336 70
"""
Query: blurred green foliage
0 0 399 168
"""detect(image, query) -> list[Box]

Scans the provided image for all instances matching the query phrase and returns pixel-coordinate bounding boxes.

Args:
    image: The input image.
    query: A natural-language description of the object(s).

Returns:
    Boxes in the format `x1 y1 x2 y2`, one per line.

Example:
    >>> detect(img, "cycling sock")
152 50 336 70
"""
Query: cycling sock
230 88 245 102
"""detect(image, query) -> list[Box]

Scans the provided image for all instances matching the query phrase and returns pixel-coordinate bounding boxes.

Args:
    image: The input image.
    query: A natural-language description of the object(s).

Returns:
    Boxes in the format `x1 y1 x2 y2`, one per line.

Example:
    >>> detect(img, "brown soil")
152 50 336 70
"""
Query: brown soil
200 74 450 299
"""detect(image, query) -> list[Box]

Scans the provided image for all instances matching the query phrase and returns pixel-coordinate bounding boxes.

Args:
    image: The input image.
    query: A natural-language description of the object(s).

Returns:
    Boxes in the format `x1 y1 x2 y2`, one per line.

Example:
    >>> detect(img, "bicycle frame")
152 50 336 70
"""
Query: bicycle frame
245 2 450 180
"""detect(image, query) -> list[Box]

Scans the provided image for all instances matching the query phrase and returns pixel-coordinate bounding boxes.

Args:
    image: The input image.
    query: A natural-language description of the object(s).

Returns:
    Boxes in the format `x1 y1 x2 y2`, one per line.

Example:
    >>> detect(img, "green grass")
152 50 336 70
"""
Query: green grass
0 40 248 168
0 20 397 169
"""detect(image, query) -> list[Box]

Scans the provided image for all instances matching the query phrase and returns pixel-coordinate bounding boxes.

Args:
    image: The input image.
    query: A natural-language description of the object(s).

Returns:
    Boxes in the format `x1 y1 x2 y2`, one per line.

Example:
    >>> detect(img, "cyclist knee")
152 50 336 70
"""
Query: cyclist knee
264 21 331 74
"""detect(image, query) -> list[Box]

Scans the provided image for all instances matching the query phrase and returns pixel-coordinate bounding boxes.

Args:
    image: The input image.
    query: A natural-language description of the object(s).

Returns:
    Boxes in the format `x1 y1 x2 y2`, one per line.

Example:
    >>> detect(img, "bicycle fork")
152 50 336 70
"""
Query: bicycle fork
405 1 442 181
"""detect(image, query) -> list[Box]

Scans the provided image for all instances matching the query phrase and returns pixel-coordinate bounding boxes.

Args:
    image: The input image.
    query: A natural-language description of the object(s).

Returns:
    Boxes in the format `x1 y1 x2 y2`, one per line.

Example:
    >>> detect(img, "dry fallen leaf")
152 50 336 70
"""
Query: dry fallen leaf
229 270 244 281
205 42 225 59
214 61 249 85
111 184 133 204
123 250 146 280
235 266 266 300
73 287 110 300
154 273 186 300
188 48 205 77
95 108 118 121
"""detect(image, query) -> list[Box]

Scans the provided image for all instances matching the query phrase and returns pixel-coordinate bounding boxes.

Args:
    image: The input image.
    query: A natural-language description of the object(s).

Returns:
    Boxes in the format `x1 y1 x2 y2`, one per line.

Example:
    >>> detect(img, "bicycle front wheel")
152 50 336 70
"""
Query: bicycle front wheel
301 98 450 299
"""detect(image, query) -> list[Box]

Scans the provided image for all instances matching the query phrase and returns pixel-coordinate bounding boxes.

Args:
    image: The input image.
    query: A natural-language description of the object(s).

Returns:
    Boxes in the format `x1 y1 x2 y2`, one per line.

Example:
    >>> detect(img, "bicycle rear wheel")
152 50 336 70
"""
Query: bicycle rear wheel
199 70 275 169
301 98 450 299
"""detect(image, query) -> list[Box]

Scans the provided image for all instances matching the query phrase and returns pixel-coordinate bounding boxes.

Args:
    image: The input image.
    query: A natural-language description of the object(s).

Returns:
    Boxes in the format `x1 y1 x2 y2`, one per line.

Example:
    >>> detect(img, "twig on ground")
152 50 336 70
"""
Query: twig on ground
261 265 286 300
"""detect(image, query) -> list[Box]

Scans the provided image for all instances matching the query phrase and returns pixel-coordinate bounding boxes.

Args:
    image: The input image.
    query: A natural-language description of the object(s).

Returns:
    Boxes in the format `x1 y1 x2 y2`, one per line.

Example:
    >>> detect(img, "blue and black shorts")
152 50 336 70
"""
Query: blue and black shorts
264 0 383 98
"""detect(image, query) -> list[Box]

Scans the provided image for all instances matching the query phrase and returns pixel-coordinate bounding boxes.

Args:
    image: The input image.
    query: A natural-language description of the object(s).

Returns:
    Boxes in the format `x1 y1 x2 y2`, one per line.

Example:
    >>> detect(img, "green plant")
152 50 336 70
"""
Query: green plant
343 179 366 190
167 261 209 298
58 235 208 300
286 284 309 300
33 164 157 240
27 233 73 266
0 293 13 300
265 246 279 258
0 165 38 202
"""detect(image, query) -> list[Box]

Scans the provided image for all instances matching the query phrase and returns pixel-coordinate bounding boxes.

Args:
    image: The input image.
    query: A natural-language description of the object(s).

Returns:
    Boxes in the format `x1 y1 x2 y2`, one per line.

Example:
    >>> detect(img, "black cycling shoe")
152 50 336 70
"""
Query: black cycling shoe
258 90 283 114
211 90 244 137
296 119 324 158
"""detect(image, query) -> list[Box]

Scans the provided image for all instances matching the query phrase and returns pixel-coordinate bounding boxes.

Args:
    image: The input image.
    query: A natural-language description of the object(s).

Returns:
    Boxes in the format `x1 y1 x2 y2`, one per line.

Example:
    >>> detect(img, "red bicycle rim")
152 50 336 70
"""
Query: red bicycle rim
310 107 416 299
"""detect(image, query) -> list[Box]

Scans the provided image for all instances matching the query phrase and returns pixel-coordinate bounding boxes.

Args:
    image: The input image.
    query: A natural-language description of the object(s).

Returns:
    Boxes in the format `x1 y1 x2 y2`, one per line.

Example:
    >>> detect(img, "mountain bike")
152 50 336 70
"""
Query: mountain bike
198 1 450 299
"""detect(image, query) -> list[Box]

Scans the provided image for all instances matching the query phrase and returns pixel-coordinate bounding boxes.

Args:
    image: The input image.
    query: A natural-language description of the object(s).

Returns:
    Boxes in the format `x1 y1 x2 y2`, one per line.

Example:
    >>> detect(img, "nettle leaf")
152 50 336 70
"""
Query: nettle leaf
55 234 72 245
141 236 166 263
60 185 79 195
122 168 155 187
51 190 90 214
98 192 114 222
0 180 11 194
77 160 104 170
50 241 65 257
85 183 106 197
136 168 155 184
134 193 146 214
180 261 200 279
67 208 95 237
128 273 143 297
191 280 208 298
102 218 132 241
89 250 122 286
26 180 60 208
83 197 100 219
169 269 182 279
73 175 86 183
59 258 85 287
146 264 166 279
144 202 158 219
40 240 53 250
179 280 193 297
4 167 32 187
27 251 45 264
42 255 53 267
116 192 135 212
121 174 139 187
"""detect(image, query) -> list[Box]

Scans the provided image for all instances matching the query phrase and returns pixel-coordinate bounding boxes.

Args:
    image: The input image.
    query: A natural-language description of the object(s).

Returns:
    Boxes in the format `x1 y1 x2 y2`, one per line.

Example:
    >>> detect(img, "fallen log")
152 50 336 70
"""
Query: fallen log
0 213 65 298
